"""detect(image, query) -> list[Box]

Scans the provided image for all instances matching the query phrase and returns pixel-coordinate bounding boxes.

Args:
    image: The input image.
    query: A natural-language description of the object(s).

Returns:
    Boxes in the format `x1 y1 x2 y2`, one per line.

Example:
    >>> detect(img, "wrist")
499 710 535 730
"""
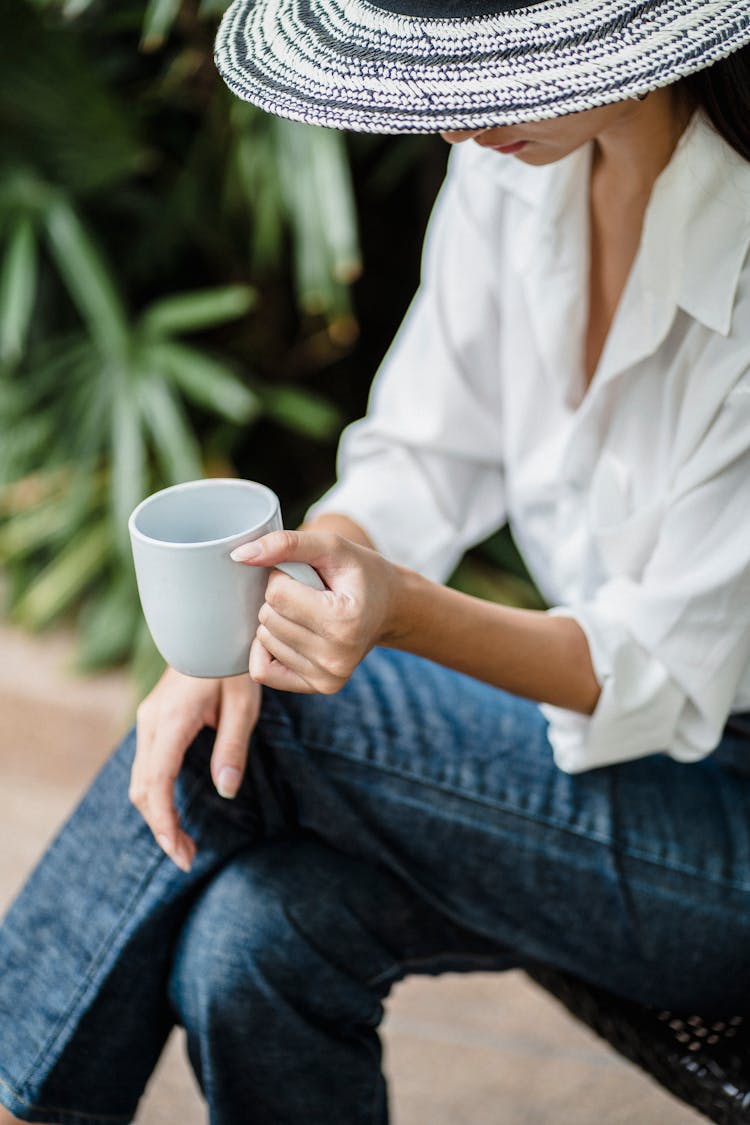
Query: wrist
380 563 424 650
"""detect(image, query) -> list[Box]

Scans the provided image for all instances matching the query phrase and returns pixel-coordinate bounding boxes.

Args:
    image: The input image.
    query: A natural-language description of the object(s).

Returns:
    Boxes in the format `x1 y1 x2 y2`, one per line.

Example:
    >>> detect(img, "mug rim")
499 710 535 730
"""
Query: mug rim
128 478 280 550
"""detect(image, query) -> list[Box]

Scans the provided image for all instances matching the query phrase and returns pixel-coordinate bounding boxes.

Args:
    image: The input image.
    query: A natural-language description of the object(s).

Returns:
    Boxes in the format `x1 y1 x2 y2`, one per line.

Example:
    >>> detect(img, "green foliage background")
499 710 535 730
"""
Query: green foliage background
0 0 541 695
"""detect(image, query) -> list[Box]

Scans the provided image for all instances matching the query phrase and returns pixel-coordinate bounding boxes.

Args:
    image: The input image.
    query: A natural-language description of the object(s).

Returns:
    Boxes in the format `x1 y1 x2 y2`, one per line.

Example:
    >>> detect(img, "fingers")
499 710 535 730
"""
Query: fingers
210 677 261 800
131 713 197 873
262 573 361 680
264 570 330 630
251 612 349 694
233 529 380 698
249 636 316 693
255 622 318 684
131 670 263 872
258 600 319 656
130 669 219 872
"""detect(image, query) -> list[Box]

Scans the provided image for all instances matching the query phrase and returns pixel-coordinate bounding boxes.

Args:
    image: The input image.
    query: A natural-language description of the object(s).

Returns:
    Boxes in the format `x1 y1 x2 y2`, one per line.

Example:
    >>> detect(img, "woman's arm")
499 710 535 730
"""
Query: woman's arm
304 515 600 712
388 565 600 714
231 522 600 717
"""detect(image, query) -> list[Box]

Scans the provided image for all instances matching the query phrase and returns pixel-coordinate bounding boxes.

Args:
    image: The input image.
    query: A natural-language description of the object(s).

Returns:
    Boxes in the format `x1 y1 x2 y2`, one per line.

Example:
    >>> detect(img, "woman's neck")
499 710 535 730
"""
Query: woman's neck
582 88 693 390
592 86 693 193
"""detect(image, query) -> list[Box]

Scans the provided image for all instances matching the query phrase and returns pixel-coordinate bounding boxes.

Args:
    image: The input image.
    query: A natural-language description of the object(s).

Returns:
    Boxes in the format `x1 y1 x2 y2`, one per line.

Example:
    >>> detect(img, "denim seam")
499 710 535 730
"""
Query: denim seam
0 1072 129 1123
610 842 750 894
607 771 648 961
18 769 207 1097
267 724 614 844
269 722 750 895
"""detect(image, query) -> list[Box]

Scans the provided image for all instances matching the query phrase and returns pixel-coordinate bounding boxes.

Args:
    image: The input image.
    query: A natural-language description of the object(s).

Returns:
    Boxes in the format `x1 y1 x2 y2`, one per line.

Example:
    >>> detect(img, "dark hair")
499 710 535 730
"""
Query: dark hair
682 43 750 163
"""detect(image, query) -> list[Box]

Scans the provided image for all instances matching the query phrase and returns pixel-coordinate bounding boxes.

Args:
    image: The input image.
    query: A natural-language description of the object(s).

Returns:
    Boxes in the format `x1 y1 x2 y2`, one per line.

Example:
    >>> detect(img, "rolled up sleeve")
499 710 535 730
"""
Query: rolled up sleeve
307 148 507 583
544 385 750 772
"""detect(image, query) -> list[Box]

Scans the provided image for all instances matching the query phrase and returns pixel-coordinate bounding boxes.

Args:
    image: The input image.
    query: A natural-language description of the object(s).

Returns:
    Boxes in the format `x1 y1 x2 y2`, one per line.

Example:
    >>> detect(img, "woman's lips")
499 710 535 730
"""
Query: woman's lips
486 140 528 155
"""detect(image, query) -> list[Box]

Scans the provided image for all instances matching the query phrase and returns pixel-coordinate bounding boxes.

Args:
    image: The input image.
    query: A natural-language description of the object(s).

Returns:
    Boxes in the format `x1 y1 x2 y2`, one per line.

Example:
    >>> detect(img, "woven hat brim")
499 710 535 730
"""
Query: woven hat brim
214 0 750 133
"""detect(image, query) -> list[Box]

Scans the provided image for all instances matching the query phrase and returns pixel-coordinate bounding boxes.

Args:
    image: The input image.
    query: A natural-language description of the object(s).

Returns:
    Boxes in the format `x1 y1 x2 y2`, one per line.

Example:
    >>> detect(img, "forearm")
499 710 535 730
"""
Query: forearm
385 566 601 715
256 522 598 715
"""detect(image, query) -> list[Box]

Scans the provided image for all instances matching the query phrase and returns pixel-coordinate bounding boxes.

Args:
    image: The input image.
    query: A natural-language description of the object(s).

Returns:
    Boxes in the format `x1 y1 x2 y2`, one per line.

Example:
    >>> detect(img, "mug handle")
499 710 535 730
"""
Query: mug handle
275 560 326 591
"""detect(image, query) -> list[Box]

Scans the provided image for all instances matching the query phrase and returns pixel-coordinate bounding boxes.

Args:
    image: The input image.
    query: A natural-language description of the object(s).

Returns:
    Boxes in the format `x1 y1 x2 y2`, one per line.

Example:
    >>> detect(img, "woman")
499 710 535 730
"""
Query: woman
2 0 750 1122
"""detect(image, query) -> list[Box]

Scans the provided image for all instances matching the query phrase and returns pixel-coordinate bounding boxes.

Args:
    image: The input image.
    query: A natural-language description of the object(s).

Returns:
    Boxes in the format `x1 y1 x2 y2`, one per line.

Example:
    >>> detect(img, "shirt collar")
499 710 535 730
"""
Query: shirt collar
472 111 750 339
654 112 750 337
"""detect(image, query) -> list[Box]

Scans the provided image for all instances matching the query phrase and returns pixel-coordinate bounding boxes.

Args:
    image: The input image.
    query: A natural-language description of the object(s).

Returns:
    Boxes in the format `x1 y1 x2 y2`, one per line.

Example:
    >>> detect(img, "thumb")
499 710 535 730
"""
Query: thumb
210 680 259 800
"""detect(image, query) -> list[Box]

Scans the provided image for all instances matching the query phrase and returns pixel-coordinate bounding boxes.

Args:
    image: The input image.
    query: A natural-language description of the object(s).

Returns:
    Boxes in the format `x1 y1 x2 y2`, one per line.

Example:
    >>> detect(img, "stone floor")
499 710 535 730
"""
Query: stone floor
0 622 700 1124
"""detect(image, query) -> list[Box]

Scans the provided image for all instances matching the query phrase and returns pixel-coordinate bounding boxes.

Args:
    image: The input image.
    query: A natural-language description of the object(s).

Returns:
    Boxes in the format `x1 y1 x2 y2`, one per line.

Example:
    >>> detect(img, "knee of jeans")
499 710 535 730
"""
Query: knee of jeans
167 841 386 1033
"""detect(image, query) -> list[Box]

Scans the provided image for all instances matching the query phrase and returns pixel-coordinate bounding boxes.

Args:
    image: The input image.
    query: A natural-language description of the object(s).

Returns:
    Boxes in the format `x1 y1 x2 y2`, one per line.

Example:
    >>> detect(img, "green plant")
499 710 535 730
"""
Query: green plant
0 0 359 691
449 527 546 611
1 0 538 697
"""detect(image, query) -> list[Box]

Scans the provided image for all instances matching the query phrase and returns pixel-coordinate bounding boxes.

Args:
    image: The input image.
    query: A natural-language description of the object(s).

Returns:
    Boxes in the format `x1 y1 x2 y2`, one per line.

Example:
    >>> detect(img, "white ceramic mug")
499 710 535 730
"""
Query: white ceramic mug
128 478 324 678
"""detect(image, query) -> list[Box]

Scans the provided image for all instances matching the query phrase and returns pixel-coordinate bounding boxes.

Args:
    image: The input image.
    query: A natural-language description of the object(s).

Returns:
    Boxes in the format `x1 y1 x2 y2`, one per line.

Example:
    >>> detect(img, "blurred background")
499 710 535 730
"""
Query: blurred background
0 0 543 698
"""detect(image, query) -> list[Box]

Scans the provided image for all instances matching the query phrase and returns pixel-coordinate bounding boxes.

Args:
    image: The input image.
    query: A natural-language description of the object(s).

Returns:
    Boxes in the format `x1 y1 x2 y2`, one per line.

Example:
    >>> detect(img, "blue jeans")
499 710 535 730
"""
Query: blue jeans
1 648 749 1124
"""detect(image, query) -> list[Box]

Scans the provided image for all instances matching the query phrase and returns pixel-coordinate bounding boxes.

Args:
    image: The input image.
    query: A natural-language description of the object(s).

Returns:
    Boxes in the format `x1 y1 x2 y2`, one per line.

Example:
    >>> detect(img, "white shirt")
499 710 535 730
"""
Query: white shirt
308 112 750 774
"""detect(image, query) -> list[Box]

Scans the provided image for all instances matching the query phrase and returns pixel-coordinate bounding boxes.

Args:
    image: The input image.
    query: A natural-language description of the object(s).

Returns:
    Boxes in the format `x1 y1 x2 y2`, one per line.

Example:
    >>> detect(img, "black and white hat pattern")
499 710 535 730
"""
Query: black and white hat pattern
214 0 750 133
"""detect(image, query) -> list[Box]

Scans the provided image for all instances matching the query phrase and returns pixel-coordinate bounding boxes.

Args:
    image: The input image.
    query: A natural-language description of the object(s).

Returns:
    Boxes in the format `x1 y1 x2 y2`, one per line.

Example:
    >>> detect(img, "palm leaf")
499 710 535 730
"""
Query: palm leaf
146 338 260 422
141 0 183 50
229 115 286 270
0 410 58 484
110 380 148 552
76 569 141 670
308 128 361 285
61 0 98 16
262 385 343 441
197 0 229 14
12 518 112 629
0 470 103 560
0 216 37 365
273 121 334 314
137 375 203 482
0 500 68 562
44 197 129 357
138 284 256 337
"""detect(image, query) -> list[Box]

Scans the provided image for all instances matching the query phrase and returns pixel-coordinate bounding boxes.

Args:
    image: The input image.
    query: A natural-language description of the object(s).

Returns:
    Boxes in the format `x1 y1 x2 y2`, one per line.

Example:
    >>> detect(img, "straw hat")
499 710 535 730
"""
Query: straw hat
214 0 750 133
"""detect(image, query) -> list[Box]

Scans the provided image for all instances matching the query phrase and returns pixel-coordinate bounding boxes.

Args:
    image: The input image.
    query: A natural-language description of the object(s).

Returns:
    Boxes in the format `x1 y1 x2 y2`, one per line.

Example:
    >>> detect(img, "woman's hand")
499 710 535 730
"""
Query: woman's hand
230 529 401 694
129 668 261 872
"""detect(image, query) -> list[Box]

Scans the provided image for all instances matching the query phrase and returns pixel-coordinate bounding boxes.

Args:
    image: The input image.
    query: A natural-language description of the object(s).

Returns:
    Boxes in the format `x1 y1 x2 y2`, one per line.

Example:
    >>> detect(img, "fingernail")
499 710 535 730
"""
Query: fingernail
231 542 262 562
175 850 193 874
217 766 242 799
157 833 175 856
